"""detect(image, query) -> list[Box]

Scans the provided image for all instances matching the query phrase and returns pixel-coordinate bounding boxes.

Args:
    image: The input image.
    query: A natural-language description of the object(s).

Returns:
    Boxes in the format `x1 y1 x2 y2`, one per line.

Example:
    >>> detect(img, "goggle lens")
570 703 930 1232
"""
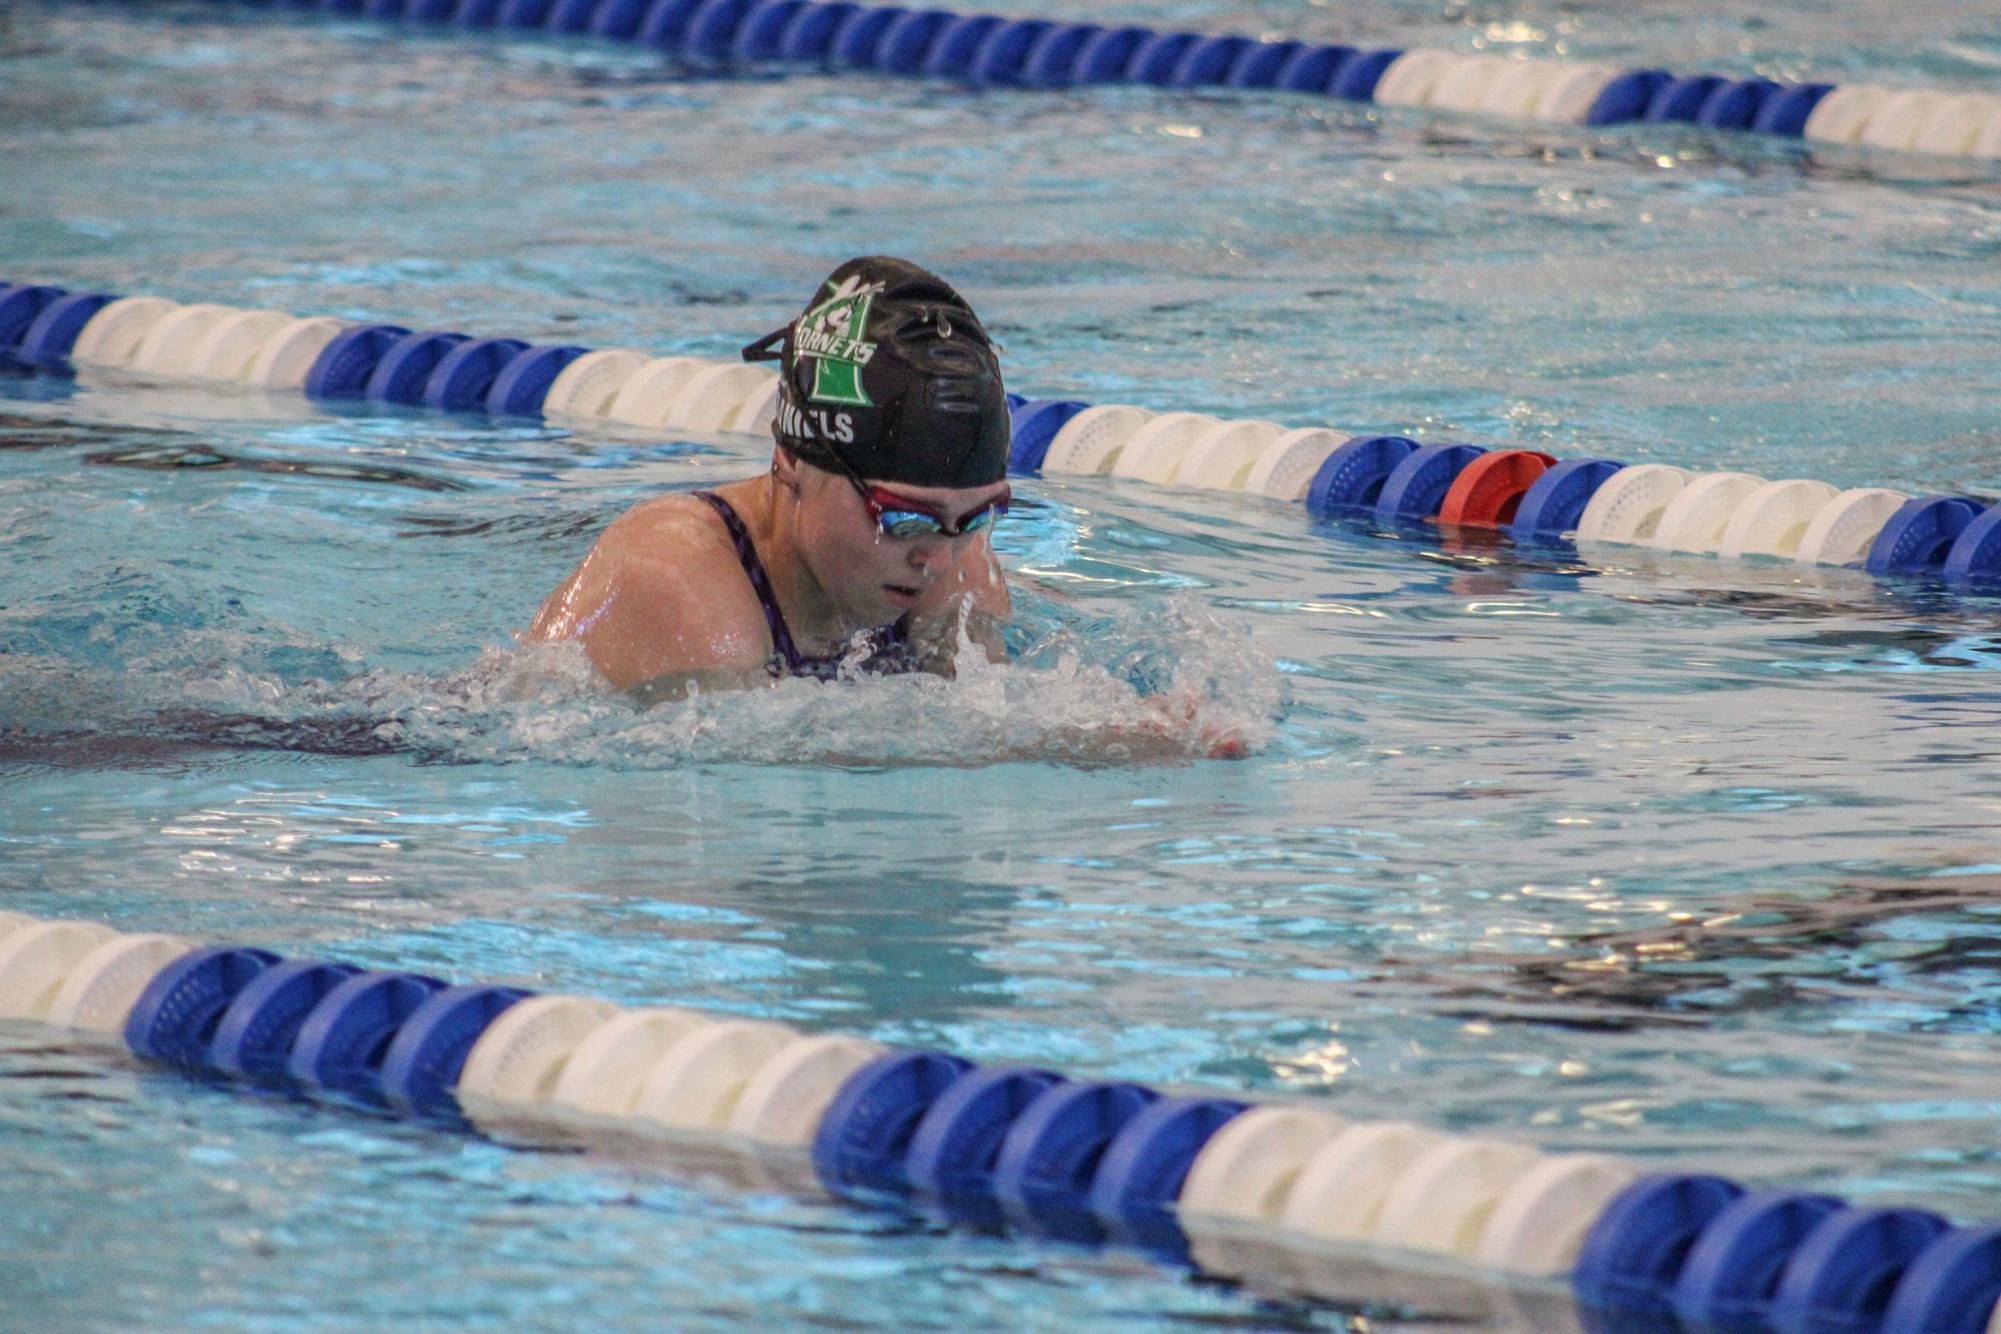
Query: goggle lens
868 492 1007 540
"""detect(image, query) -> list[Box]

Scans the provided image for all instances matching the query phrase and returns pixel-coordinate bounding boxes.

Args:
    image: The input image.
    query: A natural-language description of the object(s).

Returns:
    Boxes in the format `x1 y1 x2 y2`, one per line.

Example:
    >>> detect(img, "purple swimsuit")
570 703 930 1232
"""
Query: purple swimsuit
695 491 916 681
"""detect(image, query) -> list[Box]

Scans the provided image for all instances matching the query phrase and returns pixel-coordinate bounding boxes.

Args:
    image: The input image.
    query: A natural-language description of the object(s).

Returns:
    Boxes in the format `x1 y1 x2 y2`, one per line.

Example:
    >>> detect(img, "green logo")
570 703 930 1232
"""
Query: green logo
794 277 881 407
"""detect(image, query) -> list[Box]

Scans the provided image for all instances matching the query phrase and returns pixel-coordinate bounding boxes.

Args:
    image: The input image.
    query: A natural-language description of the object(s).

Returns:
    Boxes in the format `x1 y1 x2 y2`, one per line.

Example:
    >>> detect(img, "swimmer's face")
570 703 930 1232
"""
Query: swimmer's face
791 458 1007 623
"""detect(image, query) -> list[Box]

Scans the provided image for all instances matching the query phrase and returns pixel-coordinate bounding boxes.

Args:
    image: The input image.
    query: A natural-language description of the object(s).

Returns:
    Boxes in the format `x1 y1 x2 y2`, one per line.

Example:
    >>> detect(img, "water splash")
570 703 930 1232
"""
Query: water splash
2 596 1279 771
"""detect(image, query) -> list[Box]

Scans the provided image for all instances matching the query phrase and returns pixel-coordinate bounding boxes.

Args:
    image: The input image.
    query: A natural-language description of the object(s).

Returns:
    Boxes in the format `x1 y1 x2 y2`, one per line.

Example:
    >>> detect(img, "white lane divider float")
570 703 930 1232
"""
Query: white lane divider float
70 296 180 369
131 303 240 377
633 1018 799 1130
543 347 652 419
1574 464 1693 545
606 355 710 426
1794 486 1911 566
1279 1121 1448 1243
1646 471 1766 554
727 1032 889 1147
1040 404 1155 475
1111 411 1223 485
1716 478 1841 560
1241 427 1352 502
0 921 120 1020
549 1006 713 1119
1424 54 1516 116
668 362 780 434
1475 1154 1640 1276
1372 1137 1545 1257
1177 418 1284 491
1371 49 1462 109
458 993 623 1106
247 315 354 390
4 908 2001 1329
191 309 297 381
45 934 195 1034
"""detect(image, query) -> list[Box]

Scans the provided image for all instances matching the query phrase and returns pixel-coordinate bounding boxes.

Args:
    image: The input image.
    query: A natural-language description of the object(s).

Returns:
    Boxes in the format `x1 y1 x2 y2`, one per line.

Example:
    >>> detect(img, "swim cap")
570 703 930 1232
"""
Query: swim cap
742 256 1010 489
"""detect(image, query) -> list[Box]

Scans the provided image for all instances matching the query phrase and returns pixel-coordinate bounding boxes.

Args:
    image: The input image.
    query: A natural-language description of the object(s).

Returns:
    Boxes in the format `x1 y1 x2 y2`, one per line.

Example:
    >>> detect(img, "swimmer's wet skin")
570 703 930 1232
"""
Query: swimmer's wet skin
529 256 1012 696
528 256 1249 759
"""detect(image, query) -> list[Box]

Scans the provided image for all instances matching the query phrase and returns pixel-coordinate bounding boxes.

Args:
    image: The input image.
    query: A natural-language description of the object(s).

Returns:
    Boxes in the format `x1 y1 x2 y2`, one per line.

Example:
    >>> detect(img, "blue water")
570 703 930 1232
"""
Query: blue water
7 2 2001 1329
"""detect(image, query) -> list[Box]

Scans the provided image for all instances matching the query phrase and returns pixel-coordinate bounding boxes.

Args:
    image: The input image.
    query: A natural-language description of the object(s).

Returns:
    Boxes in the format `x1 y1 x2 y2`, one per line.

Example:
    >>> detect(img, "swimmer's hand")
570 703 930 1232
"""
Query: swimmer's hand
1141 687 1250 760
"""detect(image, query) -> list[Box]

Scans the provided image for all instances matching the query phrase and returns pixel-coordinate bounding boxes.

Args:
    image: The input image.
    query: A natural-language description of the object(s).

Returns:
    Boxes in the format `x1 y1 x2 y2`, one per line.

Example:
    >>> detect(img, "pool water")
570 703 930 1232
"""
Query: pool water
7 1 2001 1329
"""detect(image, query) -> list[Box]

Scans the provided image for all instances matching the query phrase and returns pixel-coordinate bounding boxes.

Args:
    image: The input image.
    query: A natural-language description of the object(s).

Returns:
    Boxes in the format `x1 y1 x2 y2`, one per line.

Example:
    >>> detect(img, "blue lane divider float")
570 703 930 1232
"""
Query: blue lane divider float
207 958 362 1081
8 910 2001 1331
7 278 2001 594
89 0 2001 161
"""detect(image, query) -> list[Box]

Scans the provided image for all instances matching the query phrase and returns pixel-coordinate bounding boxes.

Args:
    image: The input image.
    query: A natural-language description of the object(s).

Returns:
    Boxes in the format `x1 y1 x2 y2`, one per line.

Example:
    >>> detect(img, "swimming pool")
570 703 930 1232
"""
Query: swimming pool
8 0 2001 1328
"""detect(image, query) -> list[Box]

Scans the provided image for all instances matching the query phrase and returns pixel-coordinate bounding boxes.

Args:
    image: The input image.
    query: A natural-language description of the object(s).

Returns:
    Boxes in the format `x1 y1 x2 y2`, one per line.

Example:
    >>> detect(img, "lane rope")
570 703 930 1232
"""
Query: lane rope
5 277 1996 590
7 908 2001 1330
68 0 2001 162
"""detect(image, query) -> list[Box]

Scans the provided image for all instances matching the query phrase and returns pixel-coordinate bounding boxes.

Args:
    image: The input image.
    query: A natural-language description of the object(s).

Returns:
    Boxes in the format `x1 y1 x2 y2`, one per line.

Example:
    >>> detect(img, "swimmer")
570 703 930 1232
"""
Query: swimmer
529 256 1014 701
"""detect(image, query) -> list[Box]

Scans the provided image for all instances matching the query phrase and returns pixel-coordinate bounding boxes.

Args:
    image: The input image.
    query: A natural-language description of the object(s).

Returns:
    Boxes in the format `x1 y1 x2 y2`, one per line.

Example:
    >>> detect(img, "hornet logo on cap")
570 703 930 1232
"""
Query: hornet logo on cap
794 276 882 408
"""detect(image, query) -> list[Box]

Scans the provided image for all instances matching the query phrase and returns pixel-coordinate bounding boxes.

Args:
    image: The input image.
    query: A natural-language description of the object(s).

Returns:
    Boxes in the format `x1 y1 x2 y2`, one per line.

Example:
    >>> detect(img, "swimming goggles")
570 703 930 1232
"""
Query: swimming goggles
855 480 1010 540
813 447 1008 538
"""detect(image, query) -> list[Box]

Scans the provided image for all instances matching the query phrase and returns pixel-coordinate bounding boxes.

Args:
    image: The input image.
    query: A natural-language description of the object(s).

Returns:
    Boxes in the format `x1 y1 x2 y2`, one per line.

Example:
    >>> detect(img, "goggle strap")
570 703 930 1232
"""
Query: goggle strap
740 325 788 364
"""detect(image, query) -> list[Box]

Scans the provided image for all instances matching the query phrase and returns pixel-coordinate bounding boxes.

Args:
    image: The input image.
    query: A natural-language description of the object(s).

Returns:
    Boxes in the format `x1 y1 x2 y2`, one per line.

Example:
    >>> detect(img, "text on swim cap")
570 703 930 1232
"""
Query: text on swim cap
779 399 855 446
795 279 883 408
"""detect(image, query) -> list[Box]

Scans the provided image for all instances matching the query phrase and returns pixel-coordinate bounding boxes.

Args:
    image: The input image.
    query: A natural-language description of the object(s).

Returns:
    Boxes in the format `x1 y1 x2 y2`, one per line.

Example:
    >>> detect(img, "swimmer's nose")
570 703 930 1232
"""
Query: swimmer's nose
905 533 954 575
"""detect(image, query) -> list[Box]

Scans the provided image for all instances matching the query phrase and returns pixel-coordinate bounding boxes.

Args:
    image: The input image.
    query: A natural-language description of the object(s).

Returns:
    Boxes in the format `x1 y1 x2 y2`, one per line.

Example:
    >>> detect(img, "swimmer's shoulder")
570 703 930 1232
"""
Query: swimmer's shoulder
529 488 772 688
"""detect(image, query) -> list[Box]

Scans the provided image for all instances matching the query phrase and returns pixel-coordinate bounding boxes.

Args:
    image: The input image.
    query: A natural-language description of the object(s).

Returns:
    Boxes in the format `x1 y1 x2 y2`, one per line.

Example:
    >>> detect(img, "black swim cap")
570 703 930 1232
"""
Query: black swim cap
742 256 1010 489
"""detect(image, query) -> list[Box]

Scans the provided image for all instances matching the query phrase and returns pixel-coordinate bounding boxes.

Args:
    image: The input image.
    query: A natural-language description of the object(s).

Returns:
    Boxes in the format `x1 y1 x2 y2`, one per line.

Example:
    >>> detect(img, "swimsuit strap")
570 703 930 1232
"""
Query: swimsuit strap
694 490 804 671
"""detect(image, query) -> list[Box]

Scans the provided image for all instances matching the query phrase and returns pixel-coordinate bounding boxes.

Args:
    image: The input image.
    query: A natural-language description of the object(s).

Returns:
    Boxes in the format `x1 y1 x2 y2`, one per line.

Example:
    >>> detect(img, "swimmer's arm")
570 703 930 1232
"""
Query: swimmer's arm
527 527 770 697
